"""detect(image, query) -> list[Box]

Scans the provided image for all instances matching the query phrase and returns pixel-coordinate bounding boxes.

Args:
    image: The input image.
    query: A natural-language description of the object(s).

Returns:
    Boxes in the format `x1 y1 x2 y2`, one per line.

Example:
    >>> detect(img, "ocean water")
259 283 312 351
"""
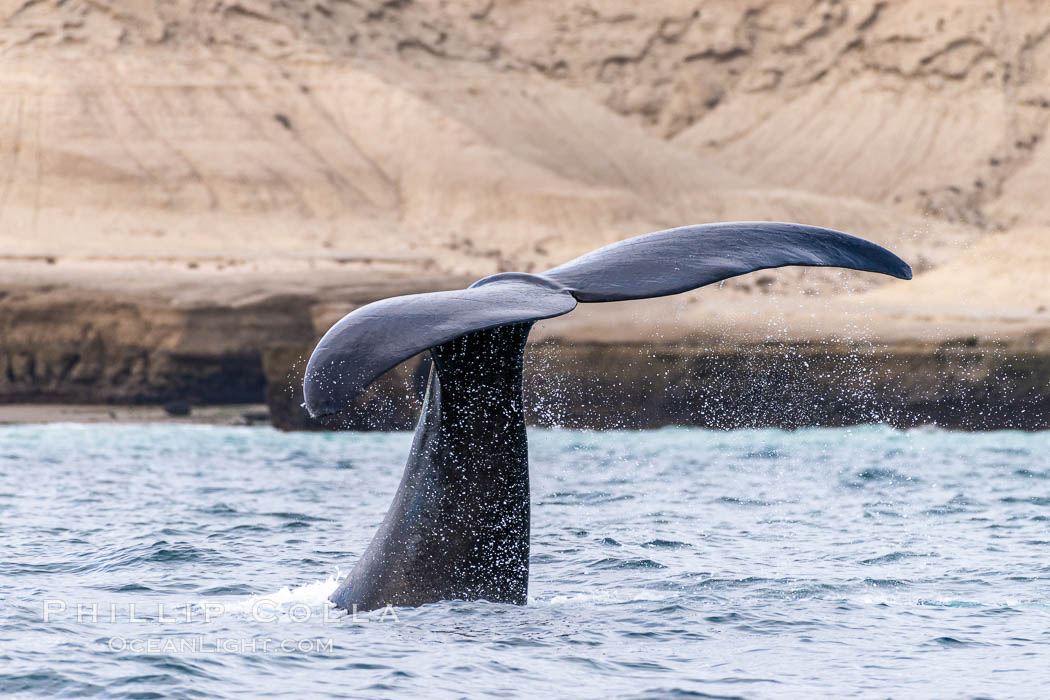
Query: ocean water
2 423 1049 699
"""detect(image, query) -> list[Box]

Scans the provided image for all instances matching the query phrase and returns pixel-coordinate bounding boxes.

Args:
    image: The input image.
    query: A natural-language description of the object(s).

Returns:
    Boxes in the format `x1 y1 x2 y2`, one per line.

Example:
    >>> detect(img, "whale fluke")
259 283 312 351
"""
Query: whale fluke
543 221 912 302
304 221 911 611
304 274 576 418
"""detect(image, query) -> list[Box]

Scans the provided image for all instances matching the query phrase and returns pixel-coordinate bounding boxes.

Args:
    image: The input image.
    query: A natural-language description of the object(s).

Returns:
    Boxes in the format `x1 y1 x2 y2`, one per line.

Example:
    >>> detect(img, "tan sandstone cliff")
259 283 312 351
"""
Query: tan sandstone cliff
2 0 1048 427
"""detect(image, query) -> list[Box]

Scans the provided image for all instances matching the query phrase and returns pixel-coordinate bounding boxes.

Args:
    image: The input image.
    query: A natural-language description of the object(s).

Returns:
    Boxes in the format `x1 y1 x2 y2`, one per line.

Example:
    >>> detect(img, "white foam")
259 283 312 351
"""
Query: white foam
530 588 670 606
853 593 1047 609
222 569 345 617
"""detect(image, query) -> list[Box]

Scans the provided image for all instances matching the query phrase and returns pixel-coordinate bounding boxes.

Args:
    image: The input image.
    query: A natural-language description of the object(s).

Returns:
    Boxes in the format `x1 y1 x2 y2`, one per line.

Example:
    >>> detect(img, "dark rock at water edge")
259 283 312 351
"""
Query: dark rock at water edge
3 290 1047 431
163 399 192 417
0 292 311 406
264 338 1050 432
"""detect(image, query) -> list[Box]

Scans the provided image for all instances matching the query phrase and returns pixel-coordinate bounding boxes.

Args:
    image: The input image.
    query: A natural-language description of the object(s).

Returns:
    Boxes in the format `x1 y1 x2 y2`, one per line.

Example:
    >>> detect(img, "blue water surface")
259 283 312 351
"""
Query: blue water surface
2 424 1049 698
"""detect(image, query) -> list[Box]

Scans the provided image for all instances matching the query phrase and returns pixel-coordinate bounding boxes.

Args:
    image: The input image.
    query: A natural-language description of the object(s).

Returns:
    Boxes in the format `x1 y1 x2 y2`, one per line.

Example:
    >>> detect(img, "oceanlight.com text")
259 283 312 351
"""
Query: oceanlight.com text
108 636 336 654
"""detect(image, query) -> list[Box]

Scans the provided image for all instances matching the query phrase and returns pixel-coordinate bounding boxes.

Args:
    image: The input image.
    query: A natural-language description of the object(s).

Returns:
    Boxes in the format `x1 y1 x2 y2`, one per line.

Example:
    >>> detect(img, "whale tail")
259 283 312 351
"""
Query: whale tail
304 221 912 611
304 221 911 418
328 322 534 610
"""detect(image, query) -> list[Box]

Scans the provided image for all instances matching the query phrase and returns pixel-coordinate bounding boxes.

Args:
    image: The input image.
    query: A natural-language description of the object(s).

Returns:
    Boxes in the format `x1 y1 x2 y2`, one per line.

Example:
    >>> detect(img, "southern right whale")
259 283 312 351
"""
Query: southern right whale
302 222 912 611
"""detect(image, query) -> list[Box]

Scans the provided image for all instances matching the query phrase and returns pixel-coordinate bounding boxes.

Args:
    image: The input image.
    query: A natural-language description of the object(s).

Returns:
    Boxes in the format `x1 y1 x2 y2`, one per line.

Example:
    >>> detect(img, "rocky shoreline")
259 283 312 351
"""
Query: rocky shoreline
265 336 1050 432
2 277 1047 432
6 336 1046 432
4 282 1048 432
9 342 1047 432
